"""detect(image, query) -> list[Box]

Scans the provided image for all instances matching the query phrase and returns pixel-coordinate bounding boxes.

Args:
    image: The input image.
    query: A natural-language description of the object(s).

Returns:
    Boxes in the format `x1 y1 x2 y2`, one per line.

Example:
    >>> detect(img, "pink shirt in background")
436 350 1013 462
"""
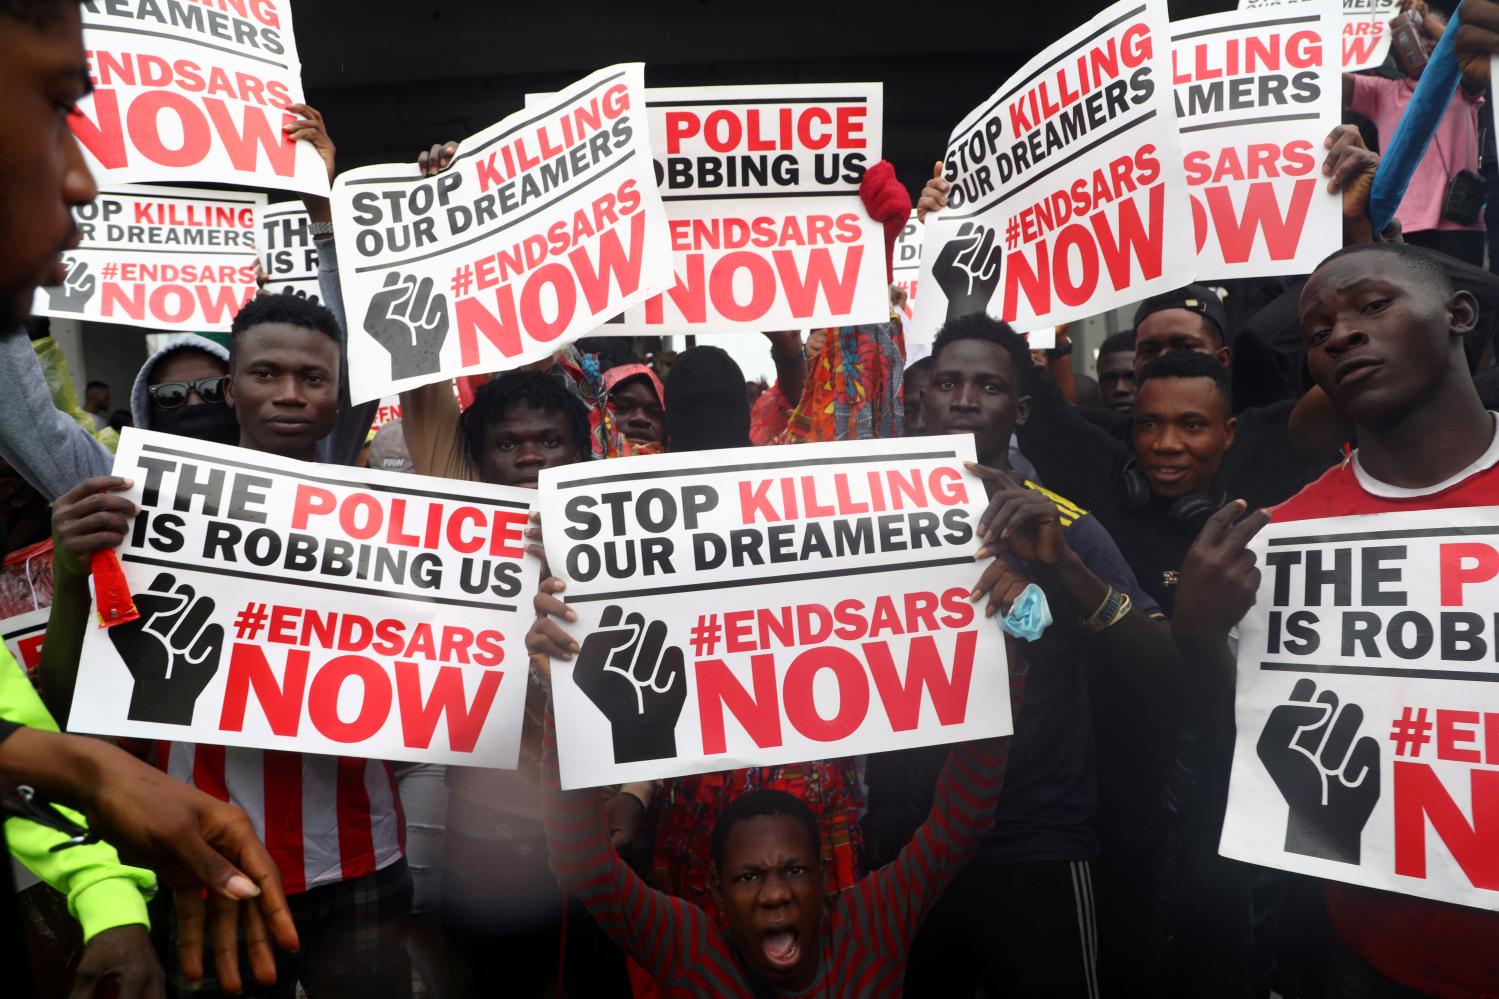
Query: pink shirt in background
1350 73 1485 235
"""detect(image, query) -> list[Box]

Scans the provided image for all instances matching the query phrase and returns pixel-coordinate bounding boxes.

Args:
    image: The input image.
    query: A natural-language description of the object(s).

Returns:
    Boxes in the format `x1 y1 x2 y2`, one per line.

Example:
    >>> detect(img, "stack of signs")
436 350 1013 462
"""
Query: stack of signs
260 201 323 303
68 429 538 767
1223 508 1499 912
1171 3 1342 280
1239 0 1400 71
537 437 1012 789
331 63 672 403
70 0 329 194
893 217 923 330
910 0 1194 339
33 185 263 332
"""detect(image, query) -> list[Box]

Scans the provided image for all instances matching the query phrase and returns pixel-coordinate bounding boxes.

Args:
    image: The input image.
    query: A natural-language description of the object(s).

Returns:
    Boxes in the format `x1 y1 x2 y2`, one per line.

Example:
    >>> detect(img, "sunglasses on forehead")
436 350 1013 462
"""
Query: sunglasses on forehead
148 376 228 409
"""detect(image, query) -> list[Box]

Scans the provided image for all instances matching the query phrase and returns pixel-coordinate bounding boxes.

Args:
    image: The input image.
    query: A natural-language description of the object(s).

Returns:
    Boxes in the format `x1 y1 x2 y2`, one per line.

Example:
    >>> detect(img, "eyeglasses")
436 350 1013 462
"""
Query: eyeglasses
148 376 228 409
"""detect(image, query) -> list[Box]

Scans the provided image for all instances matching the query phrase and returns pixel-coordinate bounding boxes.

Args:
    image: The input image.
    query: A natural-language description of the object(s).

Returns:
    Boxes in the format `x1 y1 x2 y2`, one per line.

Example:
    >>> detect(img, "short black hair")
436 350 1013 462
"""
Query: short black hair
711 789 822 873
905 356 933 379
86 380 108 391
664 346 749 452
0 0 77 26
1314 241 1454 298
1098 331 1136 357
461 369 592 466
1138 350 1233 409
229 292 342 366
930 313 1034 379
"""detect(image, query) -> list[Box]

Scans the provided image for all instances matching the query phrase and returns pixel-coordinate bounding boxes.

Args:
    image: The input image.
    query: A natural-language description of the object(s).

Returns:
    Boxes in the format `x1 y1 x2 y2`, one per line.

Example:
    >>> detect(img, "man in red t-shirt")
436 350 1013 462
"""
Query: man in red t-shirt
1174 241 1499 998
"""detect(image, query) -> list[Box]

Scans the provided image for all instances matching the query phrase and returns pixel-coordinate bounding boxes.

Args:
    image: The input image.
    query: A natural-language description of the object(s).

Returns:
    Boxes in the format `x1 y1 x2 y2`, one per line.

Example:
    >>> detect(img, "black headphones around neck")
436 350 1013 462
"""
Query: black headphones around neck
1120 460 1225 535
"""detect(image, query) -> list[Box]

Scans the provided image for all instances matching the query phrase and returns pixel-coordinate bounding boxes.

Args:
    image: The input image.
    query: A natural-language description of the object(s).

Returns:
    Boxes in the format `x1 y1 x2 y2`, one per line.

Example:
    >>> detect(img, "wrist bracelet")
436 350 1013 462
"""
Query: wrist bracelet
1082 587 1132 634
309 221 334 236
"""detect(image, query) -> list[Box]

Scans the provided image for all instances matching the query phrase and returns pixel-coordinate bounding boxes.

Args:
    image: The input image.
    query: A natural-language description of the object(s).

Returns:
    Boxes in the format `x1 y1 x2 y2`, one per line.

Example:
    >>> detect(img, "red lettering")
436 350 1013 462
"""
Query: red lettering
782 647 869 742
1394 760 1499 889
395 660 502 752
696 655 782 754
1441 543 1499 606
219 643 307 736
863 631 976 732
307 654 391 744
1196 178 1316 265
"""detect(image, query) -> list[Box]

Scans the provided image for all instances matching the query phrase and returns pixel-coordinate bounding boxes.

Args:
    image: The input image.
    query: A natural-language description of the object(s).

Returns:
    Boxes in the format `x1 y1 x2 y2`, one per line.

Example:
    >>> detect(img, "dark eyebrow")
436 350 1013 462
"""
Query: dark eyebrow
1333 276 1392 295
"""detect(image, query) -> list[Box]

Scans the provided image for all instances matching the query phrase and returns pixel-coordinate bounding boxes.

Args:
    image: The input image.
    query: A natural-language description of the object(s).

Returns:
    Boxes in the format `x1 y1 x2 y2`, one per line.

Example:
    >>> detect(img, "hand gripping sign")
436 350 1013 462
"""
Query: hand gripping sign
67 429 538 768
1223 507 1499 913
1171 4 1342 280
32 185 263 333
70 0 329 195
538 436 1012 790
909 0 1195 340
260 201 322 303
331 63 673 404
1238 0 1400 71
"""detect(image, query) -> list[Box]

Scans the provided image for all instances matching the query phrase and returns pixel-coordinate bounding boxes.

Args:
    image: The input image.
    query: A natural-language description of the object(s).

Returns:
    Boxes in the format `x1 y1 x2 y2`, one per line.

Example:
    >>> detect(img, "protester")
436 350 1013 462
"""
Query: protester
903 356 932 436
1095 332 1138 415
83 379 109 430
600 362 667 450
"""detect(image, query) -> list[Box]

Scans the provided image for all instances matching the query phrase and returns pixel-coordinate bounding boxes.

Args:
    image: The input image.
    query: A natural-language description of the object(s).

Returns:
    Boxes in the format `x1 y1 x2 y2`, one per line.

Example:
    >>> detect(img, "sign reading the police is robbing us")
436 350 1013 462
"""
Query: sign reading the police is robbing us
910 0 1194 340
68 429 536 768
1238 0 1399 71
332 63 672 404
260 201 322 302
1222 508 1499 912
538 437 1011 790
71 0 329 195
32 186 262 333
1171 4 1341 280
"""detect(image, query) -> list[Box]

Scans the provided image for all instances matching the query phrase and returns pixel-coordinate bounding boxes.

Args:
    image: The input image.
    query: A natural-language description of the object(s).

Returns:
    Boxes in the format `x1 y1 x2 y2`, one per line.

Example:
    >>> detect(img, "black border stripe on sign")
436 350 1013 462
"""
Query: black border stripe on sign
646 97 869 107
123 554 517 612
84 22 290 70
554 449 960 489
1267 524 1499 546
1261 661 1499 683
350 148 638 274
80 246 254 256
2 622 45 642
1171 14 1321 41
1179 112 1321 134
139 444 530 510
112 192 264 205
563 555 974 604
661 188 858 202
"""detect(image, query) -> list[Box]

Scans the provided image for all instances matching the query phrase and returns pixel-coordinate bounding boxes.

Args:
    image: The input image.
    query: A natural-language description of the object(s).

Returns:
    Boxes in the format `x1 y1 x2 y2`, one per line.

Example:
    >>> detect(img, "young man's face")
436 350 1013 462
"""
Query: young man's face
923 339 1030 466
1133 310 1230 375
714 815 825 991
478 401 581 488
903 364 931 436
1131 376 1236 498
1096 349 1138 413
608 377 664 446
1300 252 1475 429
86 384 109 410
225 324 340 458
0 3 97 328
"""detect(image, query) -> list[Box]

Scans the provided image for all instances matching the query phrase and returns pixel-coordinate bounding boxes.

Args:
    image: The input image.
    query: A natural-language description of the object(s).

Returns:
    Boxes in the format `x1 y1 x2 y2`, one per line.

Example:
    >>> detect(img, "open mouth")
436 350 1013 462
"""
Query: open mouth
1147 465 1190 484
760 927 800 971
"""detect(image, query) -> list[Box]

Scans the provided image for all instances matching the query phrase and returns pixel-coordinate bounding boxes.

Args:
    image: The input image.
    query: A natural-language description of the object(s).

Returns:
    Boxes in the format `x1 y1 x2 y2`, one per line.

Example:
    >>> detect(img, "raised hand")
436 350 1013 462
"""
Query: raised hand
110 573 224 726
932 222 1002 323
1257 679 1381 864
46 257 96 313
363 271 449 379
574 605 686 764
966 464 1068 567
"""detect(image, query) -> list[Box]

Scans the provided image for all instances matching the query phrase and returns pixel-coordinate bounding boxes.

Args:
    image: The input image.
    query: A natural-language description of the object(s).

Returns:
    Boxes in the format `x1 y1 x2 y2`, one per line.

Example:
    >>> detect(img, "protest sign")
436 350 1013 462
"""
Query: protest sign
331 63 672 404
910 0 1194 339
2 609 49 677
1222 507 1499 912
31 185 262 333
538 436 1011 789
1171 5 1342 280
893 217 923 329
547 84 889 335
261 201 322 302
67 428 537 768
1238 0 1398 71
71 0 328 194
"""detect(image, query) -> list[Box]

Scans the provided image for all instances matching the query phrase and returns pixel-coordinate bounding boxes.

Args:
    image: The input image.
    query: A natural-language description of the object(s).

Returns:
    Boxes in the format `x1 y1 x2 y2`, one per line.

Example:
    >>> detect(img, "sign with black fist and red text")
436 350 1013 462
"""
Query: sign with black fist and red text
331 63 672 404
67 429 537 767
910 0 1194 339
1223 507 1499 912
31 185 263 332
538 437 1012 790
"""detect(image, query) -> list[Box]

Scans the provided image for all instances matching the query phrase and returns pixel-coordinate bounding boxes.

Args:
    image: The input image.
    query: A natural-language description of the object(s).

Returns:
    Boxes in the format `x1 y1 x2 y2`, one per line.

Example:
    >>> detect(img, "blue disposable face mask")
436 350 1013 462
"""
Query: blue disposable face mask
998 583 1052 642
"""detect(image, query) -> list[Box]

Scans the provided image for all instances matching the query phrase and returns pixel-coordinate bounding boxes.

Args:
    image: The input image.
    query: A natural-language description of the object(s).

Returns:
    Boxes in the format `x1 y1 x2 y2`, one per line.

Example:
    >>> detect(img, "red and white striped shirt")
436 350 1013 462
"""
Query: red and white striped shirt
158 743 405 893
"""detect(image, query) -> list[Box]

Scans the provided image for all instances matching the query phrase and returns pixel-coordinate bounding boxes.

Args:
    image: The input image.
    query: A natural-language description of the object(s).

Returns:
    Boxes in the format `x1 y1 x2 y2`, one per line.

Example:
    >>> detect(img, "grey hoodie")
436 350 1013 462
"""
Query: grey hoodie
128 333 230 430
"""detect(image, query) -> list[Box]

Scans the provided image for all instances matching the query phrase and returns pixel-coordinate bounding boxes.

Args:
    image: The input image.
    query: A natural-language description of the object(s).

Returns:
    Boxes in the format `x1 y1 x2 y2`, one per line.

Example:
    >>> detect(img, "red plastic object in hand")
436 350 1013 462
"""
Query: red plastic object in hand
91 549 139 628
859 160 913 283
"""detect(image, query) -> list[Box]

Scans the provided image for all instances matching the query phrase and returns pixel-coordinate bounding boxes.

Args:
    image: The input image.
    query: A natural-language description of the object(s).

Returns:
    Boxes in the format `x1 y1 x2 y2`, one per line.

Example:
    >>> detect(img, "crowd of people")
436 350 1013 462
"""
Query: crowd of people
4 0 1499 997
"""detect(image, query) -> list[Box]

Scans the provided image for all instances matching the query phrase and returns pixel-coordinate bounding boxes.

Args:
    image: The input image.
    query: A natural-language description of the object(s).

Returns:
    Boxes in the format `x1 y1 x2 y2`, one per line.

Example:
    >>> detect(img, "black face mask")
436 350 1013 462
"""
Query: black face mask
150 402 241 446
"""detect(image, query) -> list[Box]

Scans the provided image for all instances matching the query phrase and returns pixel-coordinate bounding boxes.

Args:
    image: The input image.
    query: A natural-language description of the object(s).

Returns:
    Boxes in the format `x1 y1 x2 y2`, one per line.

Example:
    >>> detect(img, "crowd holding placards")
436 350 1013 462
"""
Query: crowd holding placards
5 0 1499 997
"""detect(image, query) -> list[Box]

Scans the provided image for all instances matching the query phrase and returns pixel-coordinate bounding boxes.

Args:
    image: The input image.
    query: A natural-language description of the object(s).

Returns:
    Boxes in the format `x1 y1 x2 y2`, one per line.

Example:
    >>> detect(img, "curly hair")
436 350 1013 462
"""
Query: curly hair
461 370 592 467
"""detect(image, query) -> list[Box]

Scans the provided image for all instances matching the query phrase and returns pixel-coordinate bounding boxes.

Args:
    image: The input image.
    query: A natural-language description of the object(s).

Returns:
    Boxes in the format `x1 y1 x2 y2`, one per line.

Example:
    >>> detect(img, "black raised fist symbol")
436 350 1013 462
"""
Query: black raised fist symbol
363 271 448 380
1257 679 1381 864
575 605 686 764
109 573 224 726
932 222 1002 323
46 257 96 313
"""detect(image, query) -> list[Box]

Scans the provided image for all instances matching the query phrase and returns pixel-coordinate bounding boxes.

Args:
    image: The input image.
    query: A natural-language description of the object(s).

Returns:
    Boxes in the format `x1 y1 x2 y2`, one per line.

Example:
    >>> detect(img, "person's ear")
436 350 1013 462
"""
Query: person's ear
710 866 725 913
1447 289 1479 337
1223 414 1238 451
1215 345 1232 368
223 371 236 410
1015 394 1032 428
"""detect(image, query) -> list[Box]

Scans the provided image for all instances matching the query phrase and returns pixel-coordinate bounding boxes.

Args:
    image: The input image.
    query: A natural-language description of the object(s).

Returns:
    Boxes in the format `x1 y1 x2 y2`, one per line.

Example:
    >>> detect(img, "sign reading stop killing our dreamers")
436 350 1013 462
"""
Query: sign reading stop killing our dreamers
538 436 1012 790
1222 507 1499 913
261 201 322 303
71 0 329 195
1171 3 1342 281
67 429 537 768
910 0 1195 340
331 63 672 405
1237 0 1399 71
32 185 263 333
